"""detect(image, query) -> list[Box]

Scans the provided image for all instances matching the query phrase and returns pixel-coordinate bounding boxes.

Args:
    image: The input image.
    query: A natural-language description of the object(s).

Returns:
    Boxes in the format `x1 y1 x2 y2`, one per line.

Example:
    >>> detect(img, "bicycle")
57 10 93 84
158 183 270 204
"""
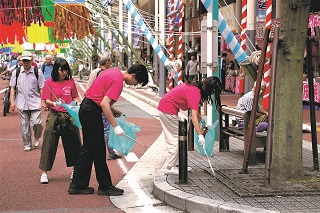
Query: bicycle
3 85 10 116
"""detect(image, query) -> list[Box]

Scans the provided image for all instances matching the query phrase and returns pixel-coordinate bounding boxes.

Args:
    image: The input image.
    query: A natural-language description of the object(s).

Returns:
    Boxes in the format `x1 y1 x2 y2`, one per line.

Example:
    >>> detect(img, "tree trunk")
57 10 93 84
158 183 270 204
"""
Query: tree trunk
271 0 310 182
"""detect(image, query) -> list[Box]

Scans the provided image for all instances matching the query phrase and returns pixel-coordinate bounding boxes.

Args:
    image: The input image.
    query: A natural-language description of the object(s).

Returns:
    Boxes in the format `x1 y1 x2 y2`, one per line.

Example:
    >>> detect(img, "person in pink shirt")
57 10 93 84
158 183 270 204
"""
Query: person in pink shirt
157 76 222 175
68 64 148 196
39 58 82 184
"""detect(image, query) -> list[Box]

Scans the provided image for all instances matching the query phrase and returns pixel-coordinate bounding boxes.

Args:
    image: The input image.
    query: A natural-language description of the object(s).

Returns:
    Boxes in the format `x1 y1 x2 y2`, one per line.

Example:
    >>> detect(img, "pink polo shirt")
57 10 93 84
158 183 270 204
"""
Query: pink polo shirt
157 83 201 115
42 78 78 112
85 68 123 105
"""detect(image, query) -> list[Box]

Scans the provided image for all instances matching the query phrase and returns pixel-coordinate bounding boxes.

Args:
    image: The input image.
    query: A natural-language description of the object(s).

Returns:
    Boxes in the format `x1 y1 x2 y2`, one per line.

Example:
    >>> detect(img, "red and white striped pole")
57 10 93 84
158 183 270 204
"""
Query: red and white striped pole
239 0 247 96
169 0 175 90
262 0 272 109
240 0 247 51
177 0 184 85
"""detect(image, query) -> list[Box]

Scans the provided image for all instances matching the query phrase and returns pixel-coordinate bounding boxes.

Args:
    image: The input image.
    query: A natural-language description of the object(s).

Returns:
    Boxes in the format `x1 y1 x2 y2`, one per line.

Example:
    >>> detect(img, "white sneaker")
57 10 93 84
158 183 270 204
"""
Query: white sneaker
34 138 40 147
24 146 31 151
164 167 179 175
173 166 192 171
40 173 48 184
70 170 74 180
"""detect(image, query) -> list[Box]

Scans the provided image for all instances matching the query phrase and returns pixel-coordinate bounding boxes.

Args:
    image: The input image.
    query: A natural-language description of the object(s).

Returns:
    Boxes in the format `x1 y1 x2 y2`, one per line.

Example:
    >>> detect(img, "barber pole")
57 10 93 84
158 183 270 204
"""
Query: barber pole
239 0 247 96
262 0 272 109
240 0 247 50
169 0 175 90
177 0 183 85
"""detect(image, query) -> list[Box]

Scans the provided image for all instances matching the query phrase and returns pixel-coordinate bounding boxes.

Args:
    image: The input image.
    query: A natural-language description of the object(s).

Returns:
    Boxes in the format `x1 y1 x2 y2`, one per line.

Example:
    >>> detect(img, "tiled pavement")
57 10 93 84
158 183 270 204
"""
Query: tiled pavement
123 86 320 213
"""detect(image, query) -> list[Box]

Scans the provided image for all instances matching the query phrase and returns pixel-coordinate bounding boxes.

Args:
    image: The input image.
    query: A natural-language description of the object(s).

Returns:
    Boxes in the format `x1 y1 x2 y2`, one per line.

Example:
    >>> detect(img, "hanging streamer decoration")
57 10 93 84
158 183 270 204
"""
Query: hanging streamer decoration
121 0 174 77
200 0 247 64
0 0 45 44
53 4 96 41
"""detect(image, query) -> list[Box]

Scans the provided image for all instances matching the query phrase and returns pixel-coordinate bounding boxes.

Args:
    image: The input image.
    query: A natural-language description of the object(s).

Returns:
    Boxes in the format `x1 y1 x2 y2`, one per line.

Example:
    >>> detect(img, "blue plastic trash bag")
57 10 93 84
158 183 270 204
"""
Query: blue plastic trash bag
194 120 218 157
61 102 82 129
109 115 141 156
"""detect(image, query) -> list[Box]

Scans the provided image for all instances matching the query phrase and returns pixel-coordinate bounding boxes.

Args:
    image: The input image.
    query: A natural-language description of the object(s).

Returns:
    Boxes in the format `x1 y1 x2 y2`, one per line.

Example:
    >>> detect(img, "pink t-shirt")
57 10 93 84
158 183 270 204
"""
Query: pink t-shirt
157 83 201 115
85 68 123 105
42 78 79 112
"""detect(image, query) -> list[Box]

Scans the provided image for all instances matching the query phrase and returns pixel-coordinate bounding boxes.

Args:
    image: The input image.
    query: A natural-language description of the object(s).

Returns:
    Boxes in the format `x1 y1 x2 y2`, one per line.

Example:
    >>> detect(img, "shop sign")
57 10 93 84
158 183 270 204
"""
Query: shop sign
303 80 320 103
309 13 320 36
256 20 265 40
54 0 85 4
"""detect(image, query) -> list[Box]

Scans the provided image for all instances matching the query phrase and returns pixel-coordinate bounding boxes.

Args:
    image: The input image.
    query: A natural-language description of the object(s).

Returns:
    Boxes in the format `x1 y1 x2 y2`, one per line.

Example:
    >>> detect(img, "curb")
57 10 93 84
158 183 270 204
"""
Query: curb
122 87 279 213
152 174 279 213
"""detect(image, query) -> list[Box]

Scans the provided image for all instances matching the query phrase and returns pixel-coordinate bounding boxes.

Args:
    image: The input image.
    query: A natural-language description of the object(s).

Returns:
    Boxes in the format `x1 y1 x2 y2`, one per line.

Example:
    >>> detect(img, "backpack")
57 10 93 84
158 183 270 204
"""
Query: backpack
15 66 39 89
96 68 104 77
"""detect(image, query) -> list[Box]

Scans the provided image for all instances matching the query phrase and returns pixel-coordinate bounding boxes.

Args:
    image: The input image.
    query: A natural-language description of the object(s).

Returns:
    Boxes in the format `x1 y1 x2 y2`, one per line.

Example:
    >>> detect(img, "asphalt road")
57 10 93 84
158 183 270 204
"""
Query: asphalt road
0 78 162 213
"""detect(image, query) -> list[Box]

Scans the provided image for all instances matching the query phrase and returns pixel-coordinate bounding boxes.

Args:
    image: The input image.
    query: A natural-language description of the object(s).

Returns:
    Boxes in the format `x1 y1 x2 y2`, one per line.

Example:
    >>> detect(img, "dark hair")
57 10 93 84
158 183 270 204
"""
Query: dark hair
187 76 222 111
127 63 149 86
51 57 72 82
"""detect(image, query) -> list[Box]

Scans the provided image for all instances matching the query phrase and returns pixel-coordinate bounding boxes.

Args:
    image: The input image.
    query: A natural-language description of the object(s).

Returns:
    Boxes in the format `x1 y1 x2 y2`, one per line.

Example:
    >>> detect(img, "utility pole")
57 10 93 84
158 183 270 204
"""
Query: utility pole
206 0 219 126
159 0 167 97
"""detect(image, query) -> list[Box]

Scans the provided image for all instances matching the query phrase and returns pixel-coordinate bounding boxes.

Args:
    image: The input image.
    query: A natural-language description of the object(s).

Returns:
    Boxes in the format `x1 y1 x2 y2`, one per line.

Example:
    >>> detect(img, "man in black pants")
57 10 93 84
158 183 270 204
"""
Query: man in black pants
221 53 228 91
68 64 148 196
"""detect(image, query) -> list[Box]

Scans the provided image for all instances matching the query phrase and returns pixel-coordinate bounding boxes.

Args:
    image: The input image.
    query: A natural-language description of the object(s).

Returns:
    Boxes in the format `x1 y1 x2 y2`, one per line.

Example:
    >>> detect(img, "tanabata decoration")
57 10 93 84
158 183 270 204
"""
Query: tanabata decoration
53 4 96 41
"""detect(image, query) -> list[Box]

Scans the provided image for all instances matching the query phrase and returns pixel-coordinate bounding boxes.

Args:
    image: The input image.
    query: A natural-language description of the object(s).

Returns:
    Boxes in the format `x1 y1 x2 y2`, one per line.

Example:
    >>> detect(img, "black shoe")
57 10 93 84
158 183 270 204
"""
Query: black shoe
68 182 94 195
108 153 122 160
97 186 124 196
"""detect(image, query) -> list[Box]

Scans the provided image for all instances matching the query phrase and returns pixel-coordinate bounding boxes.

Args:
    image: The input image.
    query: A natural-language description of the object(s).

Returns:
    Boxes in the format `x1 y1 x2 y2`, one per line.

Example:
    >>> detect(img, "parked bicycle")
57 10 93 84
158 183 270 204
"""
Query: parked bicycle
3 86 10 116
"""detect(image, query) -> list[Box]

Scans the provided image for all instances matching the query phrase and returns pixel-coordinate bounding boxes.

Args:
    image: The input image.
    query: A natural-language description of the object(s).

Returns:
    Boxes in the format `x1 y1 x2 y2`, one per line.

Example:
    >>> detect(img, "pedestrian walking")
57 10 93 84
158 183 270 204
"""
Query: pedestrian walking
221 52 228 91
41 55 54 80
0 55 23 78
9 51 45 151
87 54 122 160
186 54 200 81
39 57 82 184
157 76 222 175
68 63 149 196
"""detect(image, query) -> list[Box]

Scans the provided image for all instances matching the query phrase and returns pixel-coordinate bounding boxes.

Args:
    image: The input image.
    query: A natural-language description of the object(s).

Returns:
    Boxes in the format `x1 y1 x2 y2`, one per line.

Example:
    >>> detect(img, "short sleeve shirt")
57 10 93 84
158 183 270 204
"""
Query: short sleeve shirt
157 83 201 115
236 90 261 111
42 78 79 112
85 68 123 105
10 66 45 110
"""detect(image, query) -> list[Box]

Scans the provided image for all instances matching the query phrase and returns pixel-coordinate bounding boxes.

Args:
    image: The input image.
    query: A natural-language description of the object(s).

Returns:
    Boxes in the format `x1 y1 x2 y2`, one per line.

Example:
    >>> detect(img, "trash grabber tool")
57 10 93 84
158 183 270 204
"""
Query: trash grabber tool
124 133 147 148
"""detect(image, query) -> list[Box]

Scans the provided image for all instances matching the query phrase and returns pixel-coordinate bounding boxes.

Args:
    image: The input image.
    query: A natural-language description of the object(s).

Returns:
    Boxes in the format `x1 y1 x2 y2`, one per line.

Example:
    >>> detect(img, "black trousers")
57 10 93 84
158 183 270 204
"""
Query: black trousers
72 98 112 190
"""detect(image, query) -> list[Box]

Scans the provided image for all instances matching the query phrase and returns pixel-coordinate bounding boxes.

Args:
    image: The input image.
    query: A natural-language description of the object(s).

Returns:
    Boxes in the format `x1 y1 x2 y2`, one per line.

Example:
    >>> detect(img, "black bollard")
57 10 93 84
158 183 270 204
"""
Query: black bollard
187 110 194 151
179 118 188 184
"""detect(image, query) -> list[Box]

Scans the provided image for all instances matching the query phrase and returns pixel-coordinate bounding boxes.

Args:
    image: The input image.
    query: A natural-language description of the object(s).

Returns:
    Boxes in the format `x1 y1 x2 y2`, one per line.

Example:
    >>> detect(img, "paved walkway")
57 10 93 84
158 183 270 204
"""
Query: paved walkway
119 86 320 213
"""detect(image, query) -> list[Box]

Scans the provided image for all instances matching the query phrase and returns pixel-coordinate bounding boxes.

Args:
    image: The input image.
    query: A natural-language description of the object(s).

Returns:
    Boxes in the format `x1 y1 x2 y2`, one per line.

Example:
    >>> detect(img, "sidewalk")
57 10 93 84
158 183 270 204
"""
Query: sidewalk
120 86 320 213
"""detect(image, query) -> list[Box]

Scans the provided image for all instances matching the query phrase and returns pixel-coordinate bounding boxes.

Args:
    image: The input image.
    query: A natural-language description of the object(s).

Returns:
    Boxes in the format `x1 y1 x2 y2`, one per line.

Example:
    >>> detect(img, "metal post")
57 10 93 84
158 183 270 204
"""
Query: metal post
179 118 188 184
188 110 194 151
307 38 319 171
242 29 269 174
265 24 279 187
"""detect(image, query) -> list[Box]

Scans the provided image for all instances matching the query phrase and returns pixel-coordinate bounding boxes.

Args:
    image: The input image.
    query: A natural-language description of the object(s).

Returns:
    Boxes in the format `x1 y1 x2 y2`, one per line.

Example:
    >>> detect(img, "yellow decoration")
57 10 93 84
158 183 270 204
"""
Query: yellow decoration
27 24 50 43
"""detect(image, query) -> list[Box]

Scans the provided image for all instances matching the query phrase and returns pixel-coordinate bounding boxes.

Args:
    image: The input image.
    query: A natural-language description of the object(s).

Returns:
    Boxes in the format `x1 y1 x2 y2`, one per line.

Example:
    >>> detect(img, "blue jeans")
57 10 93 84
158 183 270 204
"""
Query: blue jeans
101 113 115 155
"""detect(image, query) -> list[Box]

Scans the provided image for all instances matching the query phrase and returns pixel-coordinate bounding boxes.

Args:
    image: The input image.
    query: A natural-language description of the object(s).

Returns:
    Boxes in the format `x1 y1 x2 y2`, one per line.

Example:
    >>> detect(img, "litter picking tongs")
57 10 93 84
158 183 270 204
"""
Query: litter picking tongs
202 125 215 176
124 133 147 148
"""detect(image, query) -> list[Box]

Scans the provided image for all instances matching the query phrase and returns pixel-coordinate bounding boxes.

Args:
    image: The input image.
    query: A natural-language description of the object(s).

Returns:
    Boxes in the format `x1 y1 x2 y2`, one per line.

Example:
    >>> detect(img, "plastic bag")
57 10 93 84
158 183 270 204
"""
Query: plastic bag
61 102 82 129
109 115 141 156
194 120 218 157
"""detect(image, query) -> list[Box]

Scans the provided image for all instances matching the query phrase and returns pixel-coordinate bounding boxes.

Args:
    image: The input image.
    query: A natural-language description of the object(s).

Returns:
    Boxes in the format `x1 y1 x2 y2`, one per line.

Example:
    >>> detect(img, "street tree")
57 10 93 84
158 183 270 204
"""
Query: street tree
271 0 311 182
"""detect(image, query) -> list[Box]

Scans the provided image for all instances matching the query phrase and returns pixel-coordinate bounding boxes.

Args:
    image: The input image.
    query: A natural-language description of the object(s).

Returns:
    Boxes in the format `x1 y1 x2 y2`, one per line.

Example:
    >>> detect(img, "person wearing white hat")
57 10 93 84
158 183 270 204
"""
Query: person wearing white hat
9 51 45 151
